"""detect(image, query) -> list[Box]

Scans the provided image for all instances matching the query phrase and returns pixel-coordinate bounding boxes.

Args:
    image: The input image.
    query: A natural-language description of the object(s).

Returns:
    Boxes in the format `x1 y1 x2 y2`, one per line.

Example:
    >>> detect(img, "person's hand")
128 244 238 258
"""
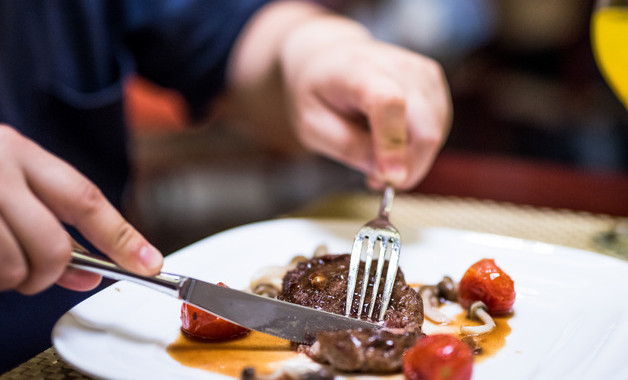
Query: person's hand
0 125 163 295
213 1 451 189
279 14 452 190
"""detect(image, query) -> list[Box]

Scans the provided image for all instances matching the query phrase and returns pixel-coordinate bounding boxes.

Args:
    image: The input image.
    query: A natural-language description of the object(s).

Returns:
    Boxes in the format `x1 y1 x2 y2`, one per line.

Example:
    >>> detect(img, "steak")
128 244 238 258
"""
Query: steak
279 254 424 373
307 328 421 373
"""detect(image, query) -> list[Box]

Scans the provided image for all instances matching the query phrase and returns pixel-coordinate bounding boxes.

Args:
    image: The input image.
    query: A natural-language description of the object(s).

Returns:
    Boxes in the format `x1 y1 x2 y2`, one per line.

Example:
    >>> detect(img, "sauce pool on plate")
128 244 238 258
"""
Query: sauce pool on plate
167 330 299 377
167 311 512 377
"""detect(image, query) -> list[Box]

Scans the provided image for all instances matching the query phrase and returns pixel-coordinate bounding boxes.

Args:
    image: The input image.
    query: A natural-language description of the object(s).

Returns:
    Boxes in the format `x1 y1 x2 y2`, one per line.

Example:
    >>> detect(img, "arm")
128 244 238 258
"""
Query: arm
221 0 452 189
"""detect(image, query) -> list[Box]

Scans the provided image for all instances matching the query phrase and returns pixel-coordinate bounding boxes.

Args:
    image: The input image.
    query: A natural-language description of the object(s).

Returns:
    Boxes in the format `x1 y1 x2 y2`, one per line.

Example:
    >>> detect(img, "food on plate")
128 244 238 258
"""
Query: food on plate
419 259 515 338
308 327 421 373
403 334 473 380
419 285 451 324
279 254 423 329
173 246 515 378
279 253 424 373
460 301 496 335
458 258 516 315
180 282 250 341
241 361 334 380
250 255 310 298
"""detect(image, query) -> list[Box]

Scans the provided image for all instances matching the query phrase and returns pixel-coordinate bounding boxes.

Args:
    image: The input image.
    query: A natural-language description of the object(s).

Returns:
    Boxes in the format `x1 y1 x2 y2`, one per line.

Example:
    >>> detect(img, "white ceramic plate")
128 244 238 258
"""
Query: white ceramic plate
53 218 628 380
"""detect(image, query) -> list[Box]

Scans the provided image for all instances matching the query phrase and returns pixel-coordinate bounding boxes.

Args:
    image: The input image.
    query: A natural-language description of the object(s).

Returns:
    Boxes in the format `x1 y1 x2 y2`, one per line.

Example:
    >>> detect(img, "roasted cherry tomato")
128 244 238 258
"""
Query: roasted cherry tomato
180 282 250 341
403 334 473 380
458 258 515 315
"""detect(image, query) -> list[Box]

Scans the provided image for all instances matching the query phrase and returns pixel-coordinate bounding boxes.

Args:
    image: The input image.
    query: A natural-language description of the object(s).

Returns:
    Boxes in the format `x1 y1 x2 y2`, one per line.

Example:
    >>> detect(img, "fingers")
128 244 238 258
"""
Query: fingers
21 149 163 276
402 81 452 188
330 50 450 190
0 126 162 295
296 98 375 174
0 217 27 291
1 185 103 293
0 179 72 294
359 76 409 186
316 64 412 188
55 267 103 291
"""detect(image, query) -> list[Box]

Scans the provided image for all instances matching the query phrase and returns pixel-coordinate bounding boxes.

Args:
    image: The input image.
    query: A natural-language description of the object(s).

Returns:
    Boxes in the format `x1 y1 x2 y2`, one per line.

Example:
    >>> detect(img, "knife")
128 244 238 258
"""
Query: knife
69 243 381 344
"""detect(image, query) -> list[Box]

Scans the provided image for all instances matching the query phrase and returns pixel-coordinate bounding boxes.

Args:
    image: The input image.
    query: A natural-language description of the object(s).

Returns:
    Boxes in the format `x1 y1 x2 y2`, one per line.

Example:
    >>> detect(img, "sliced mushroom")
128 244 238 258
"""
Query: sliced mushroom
460 301 496 335
250 265 286 297
418 285 450 324
461 335 483 355
288 255 308 270
436 276 458 302
312 244 329 258
251 283 281 298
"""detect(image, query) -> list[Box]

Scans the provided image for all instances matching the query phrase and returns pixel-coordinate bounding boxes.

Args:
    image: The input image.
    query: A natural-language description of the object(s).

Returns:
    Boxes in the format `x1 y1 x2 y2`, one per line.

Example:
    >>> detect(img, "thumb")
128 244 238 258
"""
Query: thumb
362 78 409 186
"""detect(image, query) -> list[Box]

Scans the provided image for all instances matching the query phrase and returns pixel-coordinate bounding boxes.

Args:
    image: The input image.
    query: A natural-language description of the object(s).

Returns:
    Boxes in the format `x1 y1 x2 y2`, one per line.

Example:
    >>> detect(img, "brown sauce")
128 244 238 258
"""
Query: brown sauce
411 282 513 363
168 283 512 378
448 311 512 363
167 331 299 377
167 312 511 377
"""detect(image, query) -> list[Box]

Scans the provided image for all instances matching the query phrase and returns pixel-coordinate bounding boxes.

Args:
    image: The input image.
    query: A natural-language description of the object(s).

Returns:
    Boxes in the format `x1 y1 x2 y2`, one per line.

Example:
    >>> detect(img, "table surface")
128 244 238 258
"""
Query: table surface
2 193 624 379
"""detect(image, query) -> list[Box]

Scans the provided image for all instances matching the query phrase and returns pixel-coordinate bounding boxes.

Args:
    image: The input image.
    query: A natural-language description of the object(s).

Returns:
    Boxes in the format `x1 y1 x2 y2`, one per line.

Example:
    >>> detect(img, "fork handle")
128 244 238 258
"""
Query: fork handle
378 185 395 219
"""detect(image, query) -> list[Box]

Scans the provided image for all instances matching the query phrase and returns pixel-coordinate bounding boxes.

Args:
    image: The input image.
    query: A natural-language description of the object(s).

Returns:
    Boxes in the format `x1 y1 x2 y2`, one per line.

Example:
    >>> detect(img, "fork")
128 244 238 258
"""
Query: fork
345 185 401 321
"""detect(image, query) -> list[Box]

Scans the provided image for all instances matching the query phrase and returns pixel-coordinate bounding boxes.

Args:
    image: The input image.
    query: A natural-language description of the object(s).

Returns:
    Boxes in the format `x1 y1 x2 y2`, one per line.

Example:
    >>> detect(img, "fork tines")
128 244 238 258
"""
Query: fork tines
345 187 401 322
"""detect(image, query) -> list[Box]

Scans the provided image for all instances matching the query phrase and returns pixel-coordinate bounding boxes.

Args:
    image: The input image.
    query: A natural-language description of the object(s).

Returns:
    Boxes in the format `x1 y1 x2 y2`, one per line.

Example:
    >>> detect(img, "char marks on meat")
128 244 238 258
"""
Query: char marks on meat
279 254 424 373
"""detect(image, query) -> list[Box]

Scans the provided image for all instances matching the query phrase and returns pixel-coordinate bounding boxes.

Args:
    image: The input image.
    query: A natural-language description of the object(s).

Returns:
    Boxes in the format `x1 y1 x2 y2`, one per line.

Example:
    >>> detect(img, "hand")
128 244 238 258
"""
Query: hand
280 14 452 190
0 125 163 295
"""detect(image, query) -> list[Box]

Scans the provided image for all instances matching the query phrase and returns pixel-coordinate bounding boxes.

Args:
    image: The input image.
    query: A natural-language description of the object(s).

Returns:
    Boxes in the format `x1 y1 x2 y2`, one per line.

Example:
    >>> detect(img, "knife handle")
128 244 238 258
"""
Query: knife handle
69 238 185 299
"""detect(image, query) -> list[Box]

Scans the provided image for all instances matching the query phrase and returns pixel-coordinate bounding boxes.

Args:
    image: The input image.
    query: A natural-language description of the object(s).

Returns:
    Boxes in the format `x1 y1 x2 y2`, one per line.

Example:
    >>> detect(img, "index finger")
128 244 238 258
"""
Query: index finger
361 76 409 186
19 141 163 275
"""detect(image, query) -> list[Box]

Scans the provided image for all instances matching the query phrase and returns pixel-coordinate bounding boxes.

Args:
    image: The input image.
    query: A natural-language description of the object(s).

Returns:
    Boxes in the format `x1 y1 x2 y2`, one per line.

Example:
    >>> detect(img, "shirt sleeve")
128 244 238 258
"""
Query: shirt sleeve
122 0 272 117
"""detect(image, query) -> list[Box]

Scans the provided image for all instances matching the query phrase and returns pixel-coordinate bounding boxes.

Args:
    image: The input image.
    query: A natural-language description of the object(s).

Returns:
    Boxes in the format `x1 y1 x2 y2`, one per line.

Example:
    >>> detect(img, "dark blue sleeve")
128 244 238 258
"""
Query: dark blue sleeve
123 0 272 117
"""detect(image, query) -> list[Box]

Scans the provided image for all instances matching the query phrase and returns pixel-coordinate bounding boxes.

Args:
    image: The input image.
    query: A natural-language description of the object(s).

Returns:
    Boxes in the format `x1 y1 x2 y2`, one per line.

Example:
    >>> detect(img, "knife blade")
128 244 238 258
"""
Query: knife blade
69 245 382 344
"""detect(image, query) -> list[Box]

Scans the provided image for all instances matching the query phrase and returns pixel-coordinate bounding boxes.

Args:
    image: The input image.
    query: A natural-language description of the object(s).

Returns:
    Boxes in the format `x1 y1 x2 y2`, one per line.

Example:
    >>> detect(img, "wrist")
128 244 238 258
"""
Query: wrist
279 11 372 79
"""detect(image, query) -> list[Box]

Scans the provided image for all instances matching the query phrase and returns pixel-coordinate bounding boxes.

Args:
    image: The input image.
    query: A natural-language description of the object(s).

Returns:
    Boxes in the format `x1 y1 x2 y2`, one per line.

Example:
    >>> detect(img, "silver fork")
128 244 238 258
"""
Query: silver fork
345 185 401 321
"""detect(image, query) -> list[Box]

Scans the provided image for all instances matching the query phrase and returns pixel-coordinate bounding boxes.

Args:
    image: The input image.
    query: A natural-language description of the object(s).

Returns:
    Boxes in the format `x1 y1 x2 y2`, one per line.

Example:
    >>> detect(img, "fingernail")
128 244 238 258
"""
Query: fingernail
139 244 163 272
386 165 407 185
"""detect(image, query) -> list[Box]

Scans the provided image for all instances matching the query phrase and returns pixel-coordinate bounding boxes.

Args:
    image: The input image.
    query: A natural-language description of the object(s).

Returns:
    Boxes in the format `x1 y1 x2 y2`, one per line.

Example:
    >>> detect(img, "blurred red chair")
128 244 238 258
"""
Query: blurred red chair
415 150 628 216
124 75 189 133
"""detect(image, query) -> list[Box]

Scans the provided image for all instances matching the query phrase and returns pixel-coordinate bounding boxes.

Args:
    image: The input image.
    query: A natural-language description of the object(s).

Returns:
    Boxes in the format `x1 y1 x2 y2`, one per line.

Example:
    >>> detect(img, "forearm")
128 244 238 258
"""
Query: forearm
220 0 371 154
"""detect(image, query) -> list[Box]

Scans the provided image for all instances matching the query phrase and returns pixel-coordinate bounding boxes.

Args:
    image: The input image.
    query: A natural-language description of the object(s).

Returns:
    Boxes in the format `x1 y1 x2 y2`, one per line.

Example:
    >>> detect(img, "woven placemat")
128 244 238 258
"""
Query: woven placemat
1 348 89 380
3 193 624 379
291 193 623 256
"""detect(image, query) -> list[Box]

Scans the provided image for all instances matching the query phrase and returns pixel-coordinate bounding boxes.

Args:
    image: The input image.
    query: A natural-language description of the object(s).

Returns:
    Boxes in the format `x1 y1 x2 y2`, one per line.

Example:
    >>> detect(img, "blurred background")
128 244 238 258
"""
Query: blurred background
124 0 628 254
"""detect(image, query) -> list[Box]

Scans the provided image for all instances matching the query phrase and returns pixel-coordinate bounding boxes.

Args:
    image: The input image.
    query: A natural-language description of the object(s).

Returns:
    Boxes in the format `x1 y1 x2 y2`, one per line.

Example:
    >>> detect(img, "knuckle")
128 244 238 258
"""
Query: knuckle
74 179 106 217
426 57 444 76
0 264 27 290
420 127 445 148
46 237 72 268
366 85 405 113
415 55 444 78
112 222 136 252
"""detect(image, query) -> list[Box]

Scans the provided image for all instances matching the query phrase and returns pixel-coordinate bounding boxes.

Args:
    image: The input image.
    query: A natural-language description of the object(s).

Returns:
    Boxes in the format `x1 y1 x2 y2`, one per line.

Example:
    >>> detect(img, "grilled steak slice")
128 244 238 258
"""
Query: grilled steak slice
279 254 424 373
308 328 421 373
279 253 423 329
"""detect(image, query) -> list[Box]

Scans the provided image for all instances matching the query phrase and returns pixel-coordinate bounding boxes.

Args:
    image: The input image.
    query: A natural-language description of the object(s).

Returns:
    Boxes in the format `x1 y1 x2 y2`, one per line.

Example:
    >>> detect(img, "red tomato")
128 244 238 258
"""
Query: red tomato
458 258 515 315
403 334 473 380
180 282 250 341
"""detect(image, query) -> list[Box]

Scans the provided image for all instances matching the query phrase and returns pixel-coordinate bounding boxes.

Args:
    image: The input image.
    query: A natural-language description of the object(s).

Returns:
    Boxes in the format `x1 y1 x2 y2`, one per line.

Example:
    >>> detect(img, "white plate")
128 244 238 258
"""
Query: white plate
53 218 628 380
